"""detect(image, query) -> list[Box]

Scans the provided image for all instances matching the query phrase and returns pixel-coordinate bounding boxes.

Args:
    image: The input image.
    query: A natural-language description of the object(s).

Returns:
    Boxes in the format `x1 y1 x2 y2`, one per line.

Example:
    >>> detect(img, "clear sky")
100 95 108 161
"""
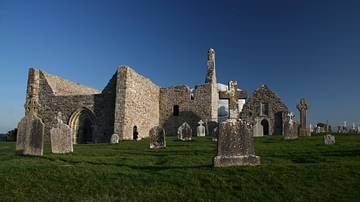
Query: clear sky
1 0 359 133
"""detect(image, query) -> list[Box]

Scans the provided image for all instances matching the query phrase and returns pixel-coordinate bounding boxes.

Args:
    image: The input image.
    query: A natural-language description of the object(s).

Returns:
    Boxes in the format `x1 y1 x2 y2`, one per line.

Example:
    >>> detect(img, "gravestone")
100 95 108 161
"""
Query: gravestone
357 126 360 133
337 125 341 133
50 112 73 153
349 123 356 133
342 121 348 133
177 122 192 141
296 98 311 136
213 119 260 167
16 98 44 156
110 134 119 144
324 134 335 145
214 81 260 167
212 127 218 141
284 111 298 139
149 126 166 148
197 120 206 137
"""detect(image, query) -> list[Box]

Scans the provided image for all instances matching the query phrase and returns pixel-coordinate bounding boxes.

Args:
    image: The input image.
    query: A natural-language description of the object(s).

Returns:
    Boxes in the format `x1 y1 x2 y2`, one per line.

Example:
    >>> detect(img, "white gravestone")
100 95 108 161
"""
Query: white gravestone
197 120 206 137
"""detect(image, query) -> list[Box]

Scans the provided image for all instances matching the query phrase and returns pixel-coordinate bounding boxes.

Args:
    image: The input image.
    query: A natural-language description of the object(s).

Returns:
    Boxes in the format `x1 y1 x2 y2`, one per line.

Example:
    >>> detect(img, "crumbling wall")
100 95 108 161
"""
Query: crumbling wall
114 66 160 140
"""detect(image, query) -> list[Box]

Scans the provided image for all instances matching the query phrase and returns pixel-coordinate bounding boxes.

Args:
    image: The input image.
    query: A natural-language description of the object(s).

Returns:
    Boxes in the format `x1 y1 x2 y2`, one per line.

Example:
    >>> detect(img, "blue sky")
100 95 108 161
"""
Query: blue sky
1 0 359 133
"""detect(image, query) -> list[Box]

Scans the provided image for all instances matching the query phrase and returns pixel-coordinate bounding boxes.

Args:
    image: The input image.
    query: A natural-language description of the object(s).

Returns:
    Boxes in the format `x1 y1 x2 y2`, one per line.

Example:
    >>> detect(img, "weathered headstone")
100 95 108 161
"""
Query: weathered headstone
324 134 335 145
149 126 166 148
213 119 260 167
337 125 341 133
50 112 73 153
110 134 119 144
349 123 356 133
197 120 205 137
296 98 311 136
212 127 218 141
342 121 348 133
16 98 44 156
177 122 192 141
284 111 298 139
357 126 360 133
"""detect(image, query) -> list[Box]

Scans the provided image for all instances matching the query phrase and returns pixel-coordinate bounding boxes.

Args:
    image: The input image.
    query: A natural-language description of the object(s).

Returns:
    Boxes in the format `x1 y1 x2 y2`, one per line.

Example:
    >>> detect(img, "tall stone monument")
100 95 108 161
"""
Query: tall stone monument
16 98 45 156
296 98 311 136
50 112 73 153
213 81 260 167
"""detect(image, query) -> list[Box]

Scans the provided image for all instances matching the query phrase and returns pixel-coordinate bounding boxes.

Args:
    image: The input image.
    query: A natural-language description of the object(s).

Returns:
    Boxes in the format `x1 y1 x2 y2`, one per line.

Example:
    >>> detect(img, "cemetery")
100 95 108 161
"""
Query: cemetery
2 48 360 201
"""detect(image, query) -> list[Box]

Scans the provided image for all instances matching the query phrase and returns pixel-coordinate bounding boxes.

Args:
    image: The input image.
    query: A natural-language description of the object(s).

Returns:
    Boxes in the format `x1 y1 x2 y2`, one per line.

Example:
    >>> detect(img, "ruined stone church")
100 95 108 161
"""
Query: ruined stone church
24 48 290 143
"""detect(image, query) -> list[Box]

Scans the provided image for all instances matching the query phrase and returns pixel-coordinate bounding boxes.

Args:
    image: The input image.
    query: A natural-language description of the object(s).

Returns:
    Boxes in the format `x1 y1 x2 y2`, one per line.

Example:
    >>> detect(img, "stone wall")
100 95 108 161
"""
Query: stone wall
159 83 216 136
240 85 288 136
114 66 160 140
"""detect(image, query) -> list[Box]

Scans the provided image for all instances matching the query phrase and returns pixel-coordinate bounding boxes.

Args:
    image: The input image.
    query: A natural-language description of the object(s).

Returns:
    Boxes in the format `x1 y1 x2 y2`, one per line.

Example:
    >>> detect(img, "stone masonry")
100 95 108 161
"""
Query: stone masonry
23 49 218 143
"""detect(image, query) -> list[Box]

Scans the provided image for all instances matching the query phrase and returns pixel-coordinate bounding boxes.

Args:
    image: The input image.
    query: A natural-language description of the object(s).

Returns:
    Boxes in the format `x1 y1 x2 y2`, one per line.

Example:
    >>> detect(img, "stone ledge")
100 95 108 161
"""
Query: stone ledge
213 155 260 167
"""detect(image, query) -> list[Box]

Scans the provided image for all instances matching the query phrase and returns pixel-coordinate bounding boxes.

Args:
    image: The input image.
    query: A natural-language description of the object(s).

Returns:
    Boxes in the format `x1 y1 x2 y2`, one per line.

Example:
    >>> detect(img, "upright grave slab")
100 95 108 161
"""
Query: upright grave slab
149 126 166 148
197 120 205 137
50 112 73 153
284 111 298 139
214 81 260 167
177 122 192 141
324 134 335 145
16 98 44 156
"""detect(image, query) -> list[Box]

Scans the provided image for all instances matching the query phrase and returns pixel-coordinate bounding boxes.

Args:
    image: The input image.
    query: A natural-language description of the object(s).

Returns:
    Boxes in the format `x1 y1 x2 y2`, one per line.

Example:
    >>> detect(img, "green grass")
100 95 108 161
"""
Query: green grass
1 133 360 201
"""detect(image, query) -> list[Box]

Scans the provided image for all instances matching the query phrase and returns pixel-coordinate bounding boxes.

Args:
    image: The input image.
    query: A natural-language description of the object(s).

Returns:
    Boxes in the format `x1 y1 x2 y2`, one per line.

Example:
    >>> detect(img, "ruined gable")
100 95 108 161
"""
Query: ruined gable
40 69 101 96
241 85 289 136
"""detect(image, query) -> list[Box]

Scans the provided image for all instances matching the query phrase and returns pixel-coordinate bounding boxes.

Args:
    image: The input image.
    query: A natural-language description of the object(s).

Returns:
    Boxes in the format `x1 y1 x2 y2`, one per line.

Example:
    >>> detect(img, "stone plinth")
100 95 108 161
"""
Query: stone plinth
149 126 166 148
16 113 45 156
213 119 260 167
299 128 311 136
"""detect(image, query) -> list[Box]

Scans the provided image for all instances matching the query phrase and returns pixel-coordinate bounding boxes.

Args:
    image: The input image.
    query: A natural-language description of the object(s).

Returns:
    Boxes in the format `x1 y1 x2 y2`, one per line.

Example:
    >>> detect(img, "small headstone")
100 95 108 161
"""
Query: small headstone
197 120 205 137
149 126 166 148
349 123 356 133
213 119 260 167
284 111 298 139
342 121 348 133
16 98 44 156
212 127 218 141
50 112 73 153
337 125 341 133
357 126 360 133
110 134 119 144
177 122 192 141
324 134 335 145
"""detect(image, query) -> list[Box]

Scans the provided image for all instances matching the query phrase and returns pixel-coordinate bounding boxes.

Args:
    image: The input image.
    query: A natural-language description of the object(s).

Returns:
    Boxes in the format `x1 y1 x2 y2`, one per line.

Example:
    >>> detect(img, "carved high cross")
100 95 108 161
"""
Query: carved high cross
219 80 247 119
296 98 309 128
24 98 41 115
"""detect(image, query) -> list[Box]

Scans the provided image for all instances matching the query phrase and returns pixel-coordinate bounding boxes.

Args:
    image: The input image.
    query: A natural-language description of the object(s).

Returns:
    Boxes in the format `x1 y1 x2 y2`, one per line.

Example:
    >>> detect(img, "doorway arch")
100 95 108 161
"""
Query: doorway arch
261 119 269 136
68 107 97 144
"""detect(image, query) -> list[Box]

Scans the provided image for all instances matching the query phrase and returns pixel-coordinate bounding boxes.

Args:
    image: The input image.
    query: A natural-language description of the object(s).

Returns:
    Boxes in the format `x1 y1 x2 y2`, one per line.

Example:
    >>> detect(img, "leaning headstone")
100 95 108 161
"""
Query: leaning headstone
149 126 166 148
284 111 298 139
213 119 260 167
177 122 192 141
50 112 73 153
16 98 44 156
110 134 119 144
324 134 335 145
197 120 205 137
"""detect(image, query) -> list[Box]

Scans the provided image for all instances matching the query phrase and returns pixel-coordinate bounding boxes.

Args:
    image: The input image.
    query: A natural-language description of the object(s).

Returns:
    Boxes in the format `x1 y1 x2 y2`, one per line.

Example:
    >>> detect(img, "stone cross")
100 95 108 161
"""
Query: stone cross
24 98 41 115
296 98 309 129
219 81 247 119
287 111 295 123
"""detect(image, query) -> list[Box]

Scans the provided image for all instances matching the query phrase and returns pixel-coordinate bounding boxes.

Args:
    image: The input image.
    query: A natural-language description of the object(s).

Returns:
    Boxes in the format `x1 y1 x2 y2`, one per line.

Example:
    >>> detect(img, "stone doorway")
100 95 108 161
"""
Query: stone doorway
261 119 269 135
68 107 97 144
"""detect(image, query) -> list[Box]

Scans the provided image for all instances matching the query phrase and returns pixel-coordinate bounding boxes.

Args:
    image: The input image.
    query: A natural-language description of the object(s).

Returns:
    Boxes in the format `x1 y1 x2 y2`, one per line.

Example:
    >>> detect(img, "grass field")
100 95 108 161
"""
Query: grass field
1 133 360 201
